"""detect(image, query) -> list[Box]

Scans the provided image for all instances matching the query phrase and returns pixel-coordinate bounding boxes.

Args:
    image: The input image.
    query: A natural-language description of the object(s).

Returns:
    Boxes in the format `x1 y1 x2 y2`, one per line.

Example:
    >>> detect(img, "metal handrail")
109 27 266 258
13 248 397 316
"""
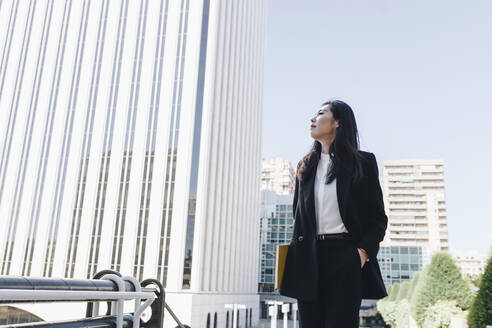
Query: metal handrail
0 271 188 328
0 270 189 328
140 278 188 328
4 315 135 327
0 271 160 328
0 289 155 301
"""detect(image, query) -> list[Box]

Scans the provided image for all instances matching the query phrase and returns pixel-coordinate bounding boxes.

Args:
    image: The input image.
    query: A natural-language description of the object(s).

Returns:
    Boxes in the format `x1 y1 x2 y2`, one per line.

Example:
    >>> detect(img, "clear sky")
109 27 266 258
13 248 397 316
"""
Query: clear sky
262 0 492 253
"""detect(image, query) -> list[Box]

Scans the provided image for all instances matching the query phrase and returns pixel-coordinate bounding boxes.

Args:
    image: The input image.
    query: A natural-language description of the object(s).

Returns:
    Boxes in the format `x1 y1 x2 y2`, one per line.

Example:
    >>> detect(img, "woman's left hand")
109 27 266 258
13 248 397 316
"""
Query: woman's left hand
357 248 368 268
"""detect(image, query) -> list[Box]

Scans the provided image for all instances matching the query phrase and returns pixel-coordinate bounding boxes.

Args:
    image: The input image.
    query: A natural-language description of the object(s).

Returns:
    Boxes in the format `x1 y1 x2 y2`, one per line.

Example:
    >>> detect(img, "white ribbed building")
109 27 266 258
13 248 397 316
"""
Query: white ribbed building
0 0 266 326
380 160 449 255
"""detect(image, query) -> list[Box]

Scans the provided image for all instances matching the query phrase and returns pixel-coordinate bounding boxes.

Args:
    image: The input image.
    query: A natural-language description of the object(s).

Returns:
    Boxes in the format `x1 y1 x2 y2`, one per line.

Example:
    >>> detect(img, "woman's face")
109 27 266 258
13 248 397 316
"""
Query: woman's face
310 105 339 141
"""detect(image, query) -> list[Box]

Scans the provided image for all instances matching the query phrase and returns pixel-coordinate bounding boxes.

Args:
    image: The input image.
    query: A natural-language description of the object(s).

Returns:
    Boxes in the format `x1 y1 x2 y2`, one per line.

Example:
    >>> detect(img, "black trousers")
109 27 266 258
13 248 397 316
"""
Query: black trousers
297 236 362 328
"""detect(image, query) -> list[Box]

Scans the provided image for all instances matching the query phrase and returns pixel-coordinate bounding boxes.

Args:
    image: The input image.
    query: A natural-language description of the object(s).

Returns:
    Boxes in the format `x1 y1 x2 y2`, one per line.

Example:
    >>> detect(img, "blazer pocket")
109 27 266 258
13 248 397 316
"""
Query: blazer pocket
354 247 362 269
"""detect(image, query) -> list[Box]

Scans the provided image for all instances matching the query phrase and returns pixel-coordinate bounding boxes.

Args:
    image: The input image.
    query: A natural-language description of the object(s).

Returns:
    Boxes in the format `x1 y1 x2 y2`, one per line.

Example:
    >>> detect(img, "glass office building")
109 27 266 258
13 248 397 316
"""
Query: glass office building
377 245 430 286
258 190 296 320
259 200 294 292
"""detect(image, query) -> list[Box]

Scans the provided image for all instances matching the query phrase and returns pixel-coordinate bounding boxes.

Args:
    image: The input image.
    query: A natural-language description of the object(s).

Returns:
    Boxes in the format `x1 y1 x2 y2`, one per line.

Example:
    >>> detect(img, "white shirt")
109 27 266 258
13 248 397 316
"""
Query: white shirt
314 152 349 235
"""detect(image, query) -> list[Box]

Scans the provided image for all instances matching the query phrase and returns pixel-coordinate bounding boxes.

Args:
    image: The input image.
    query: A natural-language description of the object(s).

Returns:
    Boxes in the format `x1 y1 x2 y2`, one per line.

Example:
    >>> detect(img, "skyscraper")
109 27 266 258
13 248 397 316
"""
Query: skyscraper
0 0 266 326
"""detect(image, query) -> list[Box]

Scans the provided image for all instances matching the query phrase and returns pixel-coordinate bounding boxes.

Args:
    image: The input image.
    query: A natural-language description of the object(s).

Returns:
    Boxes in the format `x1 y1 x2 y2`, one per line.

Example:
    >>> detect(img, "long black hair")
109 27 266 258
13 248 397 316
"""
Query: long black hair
296 98 368 185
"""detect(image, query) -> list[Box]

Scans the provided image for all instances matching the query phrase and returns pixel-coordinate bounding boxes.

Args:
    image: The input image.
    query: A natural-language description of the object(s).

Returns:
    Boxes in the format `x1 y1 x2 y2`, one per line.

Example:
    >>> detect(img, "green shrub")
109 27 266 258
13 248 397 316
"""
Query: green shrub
412 252 474 326
407 271 420 299
467 254 492 328
395 299 411 328
410 265 429 321
396 281 410 301
388 282 400 302
386 284 392 297
377 299 397 326
422 300 466 328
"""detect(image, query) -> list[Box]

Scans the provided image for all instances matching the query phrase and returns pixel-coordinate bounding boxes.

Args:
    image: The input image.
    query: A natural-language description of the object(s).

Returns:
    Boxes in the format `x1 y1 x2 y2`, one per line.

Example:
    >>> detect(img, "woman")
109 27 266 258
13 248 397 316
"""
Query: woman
279 99 388 327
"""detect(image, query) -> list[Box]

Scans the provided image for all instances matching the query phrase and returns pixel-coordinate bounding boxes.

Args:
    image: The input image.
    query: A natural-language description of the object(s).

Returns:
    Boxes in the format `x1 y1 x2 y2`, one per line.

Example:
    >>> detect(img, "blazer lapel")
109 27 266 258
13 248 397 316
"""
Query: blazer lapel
303 159 318 230
336 160 354 229
303 156 354 231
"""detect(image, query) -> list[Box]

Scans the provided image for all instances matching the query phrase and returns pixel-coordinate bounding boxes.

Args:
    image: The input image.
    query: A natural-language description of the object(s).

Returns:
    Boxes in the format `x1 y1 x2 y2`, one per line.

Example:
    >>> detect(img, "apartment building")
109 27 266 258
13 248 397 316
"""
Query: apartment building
451 250 488 279
261 158 296 195
380 160 449 255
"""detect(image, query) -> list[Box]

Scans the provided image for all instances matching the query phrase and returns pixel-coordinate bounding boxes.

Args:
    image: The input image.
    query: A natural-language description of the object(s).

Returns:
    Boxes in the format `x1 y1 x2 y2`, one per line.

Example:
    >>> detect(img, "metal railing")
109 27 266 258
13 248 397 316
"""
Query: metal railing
0 270 187 328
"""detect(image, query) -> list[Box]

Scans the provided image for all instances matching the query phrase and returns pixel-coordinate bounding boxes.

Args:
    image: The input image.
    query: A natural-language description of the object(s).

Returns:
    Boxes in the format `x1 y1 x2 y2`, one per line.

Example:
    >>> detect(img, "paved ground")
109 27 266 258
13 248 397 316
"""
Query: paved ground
252 318 387 328
253 318 298 328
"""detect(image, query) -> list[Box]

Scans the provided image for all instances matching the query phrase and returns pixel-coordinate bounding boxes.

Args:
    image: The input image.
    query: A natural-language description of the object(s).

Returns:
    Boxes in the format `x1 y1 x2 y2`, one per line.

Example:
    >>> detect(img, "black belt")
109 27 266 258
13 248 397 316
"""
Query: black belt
316 232 351 241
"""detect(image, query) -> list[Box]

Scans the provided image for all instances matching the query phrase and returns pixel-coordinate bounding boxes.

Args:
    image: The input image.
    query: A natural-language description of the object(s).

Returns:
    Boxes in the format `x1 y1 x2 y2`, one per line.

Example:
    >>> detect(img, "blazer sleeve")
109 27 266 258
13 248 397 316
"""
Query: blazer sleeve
356 152 388 259
292 161 301 220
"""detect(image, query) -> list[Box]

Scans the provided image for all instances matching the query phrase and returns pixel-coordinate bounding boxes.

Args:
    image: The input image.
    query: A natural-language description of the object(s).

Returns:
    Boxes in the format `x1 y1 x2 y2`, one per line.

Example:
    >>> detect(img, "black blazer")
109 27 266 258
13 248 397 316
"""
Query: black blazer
279 150 388 301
